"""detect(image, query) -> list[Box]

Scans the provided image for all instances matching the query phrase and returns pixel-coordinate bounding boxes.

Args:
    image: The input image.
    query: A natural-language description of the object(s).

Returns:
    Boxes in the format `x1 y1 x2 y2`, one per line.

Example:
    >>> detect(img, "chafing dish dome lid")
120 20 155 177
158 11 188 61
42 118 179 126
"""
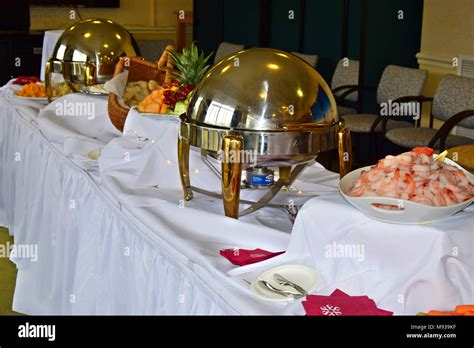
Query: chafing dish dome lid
186 48 339 132
50 18 137 65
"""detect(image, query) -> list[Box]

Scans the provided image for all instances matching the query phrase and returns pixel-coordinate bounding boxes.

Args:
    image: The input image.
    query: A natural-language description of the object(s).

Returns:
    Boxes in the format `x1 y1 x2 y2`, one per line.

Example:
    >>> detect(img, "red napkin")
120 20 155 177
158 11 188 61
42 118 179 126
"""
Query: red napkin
219 248 284 266
302 289 393 316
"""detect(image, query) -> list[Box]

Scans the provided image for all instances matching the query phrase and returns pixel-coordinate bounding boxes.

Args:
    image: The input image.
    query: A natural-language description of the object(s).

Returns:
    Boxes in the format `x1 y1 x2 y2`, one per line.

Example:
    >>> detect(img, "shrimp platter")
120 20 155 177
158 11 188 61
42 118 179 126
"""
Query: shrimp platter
339 147 474 223
347 148 474 206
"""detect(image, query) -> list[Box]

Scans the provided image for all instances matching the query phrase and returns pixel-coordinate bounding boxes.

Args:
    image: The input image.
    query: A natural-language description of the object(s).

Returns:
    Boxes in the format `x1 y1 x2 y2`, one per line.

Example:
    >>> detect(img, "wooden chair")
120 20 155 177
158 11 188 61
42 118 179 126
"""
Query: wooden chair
175 11 193 52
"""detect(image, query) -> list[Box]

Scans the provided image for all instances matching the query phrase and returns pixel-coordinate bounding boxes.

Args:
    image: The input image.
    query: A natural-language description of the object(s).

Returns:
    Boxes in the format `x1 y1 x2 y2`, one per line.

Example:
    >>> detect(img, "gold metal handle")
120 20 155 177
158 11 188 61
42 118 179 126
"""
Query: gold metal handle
45 61 53 102
278 166 292 185
338 127 352 178
178 136 193 201
84 63 97 87
221 134 244 218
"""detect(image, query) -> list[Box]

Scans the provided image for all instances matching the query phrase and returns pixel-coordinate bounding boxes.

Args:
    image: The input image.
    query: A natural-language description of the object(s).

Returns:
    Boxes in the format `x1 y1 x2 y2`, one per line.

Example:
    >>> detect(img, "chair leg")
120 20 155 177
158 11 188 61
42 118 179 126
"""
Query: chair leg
351 132 362 168
370 133 377 162
374 132 384 160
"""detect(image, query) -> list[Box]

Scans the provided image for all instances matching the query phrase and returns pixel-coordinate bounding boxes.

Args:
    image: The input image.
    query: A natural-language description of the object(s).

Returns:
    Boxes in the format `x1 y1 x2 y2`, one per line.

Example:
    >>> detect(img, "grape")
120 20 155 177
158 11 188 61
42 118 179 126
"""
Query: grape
182 85 193 94
168 95 177 104
162 83 170 89
177 92 187 101
171 80 180 87
163 90 172 97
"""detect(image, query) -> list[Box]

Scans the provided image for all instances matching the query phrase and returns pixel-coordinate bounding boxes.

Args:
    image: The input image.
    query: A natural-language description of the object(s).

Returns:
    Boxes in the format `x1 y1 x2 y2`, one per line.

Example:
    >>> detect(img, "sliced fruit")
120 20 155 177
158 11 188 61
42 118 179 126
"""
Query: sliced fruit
173 101 188 115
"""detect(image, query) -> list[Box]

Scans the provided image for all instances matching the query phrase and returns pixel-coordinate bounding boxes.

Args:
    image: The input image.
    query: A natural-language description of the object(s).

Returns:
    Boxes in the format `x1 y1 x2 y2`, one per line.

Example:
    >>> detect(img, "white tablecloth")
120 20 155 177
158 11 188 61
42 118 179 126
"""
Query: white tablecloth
1 84 472 315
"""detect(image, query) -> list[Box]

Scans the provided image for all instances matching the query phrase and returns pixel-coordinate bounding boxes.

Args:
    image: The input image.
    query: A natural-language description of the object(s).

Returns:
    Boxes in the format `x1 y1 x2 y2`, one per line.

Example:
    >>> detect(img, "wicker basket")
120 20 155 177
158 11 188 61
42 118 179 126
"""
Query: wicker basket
108 45 175 131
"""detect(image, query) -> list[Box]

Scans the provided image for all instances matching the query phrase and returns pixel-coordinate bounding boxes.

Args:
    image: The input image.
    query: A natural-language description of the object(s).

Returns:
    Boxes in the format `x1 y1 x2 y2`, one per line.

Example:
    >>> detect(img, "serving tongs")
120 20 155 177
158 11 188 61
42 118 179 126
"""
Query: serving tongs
257 279 305 299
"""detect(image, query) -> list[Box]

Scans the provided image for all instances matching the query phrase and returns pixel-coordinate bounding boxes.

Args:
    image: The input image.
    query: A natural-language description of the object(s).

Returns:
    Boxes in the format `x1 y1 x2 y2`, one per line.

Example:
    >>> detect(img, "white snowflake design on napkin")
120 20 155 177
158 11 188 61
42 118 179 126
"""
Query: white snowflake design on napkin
320 305 342 316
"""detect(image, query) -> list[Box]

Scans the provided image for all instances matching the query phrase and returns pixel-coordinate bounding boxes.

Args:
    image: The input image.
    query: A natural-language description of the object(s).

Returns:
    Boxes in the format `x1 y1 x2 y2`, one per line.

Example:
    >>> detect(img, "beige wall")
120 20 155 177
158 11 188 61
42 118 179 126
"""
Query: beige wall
29 0 193 43
417 0 474 128
419 0 474 60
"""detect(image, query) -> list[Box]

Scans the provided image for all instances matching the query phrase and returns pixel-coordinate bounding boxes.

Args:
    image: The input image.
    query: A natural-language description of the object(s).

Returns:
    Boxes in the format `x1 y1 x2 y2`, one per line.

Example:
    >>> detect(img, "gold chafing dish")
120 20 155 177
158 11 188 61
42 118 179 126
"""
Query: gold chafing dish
45 18 138 100
178 48 352 218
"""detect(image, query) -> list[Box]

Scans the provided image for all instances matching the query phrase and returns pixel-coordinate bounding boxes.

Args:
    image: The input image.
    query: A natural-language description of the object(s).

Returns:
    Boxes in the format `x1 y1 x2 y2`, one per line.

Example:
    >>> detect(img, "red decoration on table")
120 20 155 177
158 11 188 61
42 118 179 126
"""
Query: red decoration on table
220 248 285 266
302 289 393 316
13 76 40 85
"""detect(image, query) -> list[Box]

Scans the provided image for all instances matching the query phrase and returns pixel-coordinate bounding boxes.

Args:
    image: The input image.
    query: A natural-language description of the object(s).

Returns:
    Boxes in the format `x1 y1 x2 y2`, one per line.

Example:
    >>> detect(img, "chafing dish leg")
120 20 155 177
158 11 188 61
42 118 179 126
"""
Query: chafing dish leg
45 61 53 102
221 135 244 218
278 166 292 185
338 127 353 178
178 136 193 200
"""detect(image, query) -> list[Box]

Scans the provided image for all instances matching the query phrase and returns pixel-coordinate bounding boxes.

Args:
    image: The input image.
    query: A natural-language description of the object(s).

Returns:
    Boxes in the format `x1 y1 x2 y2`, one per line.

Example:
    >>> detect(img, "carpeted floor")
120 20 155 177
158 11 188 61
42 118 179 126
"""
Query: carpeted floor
0 227 21 315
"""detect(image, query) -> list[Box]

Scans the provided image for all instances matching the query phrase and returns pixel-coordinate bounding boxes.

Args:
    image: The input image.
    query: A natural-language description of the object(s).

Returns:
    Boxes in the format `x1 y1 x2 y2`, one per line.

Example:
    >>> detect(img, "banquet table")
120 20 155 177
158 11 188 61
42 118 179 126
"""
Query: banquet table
0 81 473 315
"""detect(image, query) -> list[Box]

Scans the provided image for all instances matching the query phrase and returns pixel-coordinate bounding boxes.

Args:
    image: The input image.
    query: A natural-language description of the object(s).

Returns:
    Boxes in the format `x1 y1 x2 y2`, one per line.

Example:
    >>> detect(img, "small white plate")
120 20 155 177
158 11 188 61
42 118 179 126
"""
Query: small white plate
15 95 49 102
250 264 320 302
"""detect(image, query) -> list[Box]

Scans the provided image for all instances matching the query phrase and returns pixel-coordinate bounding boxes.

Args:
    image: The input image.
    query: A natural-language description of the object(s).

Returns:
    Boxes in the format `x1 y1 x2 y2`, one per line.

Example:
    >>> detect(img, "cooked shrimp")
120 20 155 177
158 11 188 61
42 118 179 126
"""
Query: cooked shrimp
347 147 474 206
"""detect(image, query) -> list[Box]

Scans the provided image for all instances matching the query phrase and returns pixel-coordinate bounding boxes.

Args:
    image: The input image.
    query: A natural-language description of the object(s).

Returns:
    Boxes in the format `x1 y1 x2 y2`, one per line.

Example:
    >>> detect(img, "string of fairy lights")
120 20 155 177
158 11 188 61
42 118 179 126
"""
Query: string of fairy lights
122 129 338 197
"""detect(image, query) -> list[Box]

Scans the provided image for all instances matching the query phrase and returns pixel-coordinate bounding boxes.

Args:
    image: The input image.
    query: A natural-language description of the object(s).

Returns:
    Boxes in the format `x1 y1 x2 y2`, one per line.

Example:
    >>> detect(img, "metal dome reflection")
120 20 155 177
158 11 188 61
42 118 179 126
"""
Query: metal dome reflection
50 18 136 67
186 48 339 131
45 18 137 98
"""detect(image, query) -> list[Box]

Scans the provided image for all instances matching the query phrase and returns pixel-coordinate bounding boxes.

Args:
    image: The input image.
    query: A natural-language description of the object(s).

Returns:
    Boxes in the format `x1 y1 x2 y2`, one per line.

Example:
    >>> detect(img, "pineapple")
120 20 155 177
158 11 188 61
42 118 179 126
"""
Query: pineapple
161 43 213 114
167 42 213 86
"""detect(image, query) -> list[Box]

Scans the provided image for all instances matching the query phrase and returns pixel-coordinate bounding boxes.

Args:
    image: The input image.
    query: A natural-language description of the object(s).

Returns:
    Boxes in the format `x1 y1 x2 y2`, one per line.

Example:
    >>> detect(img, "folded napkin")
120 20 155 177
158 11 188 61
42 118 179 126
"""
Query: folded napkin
220 248 284 266
104 70 129 99
303 289 393 316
